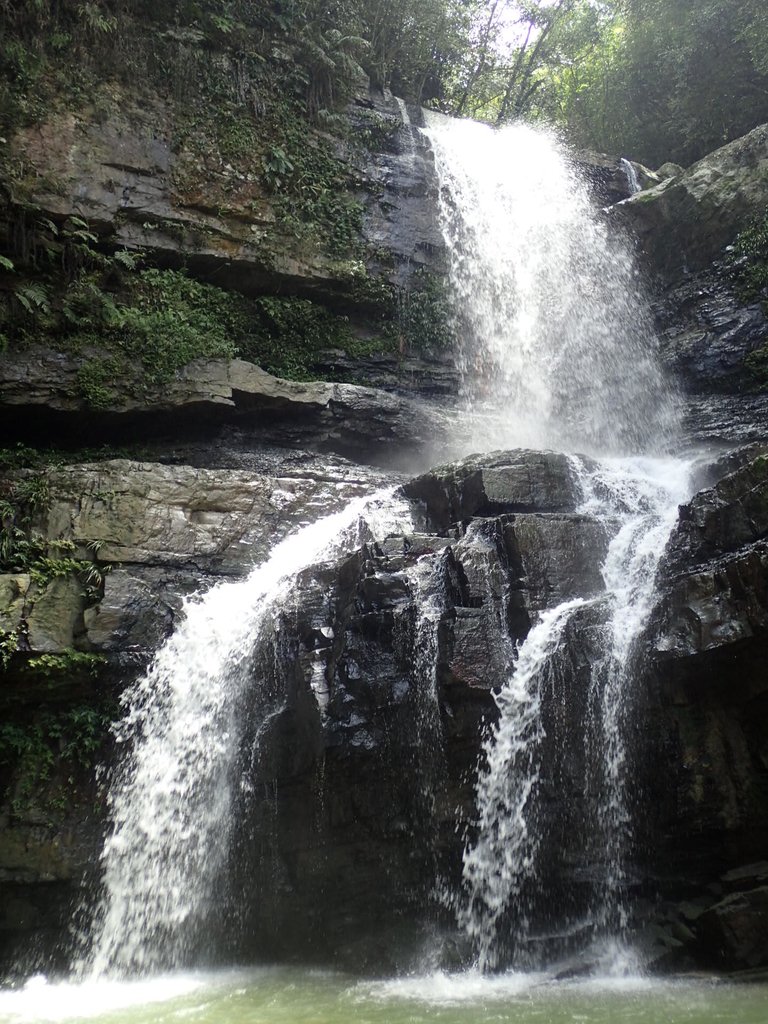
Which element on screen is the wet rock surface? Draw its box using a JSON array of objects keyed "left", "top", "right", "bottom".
[
  {"left": 7, "top": 87, "right": 443, "bottom": 307},
  {"left": 615, "top": 123, "right": 768, "bottom": 280},
  {"left": 0, "top": 353, "right": 451, "bottom": 469},
  {"left": 642, "top": 451, "right": 768, "bottom": 971},
  {"left": 4, "top": 445, "right": 768, "bottom": 973},
  {"left": 4, "top": 120, "right": 768, "bottom": 978},
  {"left": 611, "top": 127, "right": 768, "bottom": 450}
]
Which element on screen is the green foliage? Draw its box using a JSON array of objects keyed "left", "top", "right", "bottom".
[
  {"left": 0, "top": 698, "right": 111, "bottom": 817},
  {"left": 392, "top": 273, "right": 455, "bottom": 353},
  {"left": 1, "top": 239, "right": 247, "bottom": 403},
  {"left": 724, "top": 215, "right": 768, "bottom": 385},
  {"left": 0, "top": 443, "right": 150, "bottom": 470},
  {"left": 522, "top": 0, "right": 768, "bottom": 166},
  {"left": 727, "top": 214, "right": 768, "bottom": 304},
  {"left": 0, "top": 474, "right": 51, "bottom": 570},
  {"left": 0, "top": 629, "right": 20, "bottom": 671},
  {"left": 25, "top": 650, "right": 106, "bottom": 679},
  {"left": 239, "top": 296, "right": 360, "bottom": 379},
  {"left": 0, "top": 472, "right": 109, "bottom": 599}
]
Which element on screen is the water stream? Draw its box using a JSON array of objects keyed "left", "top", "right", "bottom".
[
  {"left": 78, "top": 491, "right": 413, "bottom": 979},
  {"left": 423, "top": 115, "right": 692, "bottom": 969}
]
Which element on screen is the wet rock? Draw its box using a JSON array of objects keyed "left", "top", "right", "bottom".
[
  {"left": 653, "top": 545, "right": 768, "bottom": 659},
  {"left": 83, "top": 567, "right": 194, "bottom": 657},
  {"left": 665, "top": 453, "right": 768, "bottom": 570},
  {"left": 657, "top": 272, "right": 768, "bottom": 399},
  {"left": 447, "top": 606, "right": 510, "bottom": 689},
  {"left": 503, "top": 513, "right": 608, "bottom": 614},
  {"left": 614, "top": 123, "right": 768, "bottom": 280},
  {"left": 644, "top": 453, "right": 768, "bottom": 946},
  {"left": 695, "top": 887, "right": 768, "bottom": 969},
  {"left": 6, "top": 459, "right": 374, "bottom": 574},
  {"left": 572, "top": 151, "right": 633, "bottom": 206},
  {"left": 403, "top": 450, "right": 583, "bottom": 533}
]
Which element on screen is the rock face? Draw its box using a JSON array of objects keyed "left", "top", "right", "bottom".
[
  {"left": 2, "top": 441, "right": 768, "bottom": 975},
  {"left": 4, "top": 106, "right": 768, "bottom": 982},
  {"left": 7, "top": 87, "right": 443, "bottom": 306},
  {"left": 613, "top": 125, "right": 768, "bottom": 448},
  {"left": 641, "top": 452, "right": 768, "bottom": 970},
  {"left": 0, "top": 449, "right": 612, "bottom": 972},
  {"left": 615, "top": 123, "right": 768, "bottom": 280},
  {"left": 0, "top": 353, "right": 450, "bottom": 468}
]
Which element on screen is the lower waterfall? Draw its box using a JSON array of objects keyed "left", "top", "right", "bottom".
[
  {"left": 78, "top": 491, "right": 413, "bottom": 979},
  {"left": 459, "top": 456, "right": 693, "bottom": 970}
]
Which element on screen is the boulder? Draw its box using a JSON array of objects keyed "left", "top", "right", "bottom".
[
  {"left": 403, "top": 450, "right": 584, "bottom": 533},
  {"left": 695, "top": 887, "right": 768, "bottom": 970},
  {"left": 614, "top": 123, "right": 768, "bottom": 279}
]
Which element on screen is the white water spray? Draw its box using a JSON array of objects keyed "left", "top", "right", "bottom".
[
  {"left": 424, "top": 114, "right": 678, "bottom": 457},
  {"left": 81, "top": 490, "right": 413, "bottom": 978}
]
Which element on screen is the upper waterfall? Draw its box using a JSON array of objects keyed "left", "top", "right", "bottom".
[{"left": 424, "top": 113, "right": 679, "bottom": 458}]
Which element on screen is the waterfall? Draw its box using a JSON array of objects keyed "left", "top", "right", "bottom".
[
  {"left": 621, "top": 157, "right": 642, "bottom": 196},
  {"left": 424, "top": 113, "right": 678, "bottom": 457},
  {"left": 79, "top": 490, "right": 413, "bottom": 979},
  {"left": 73, "top": 113, "right": 689, "bottom": 983},
  {"left": 423, "top": 115, "right": 692, "bottom": 969}
]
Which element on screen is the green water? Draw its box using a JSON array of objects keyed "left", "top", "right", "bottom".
[{"left": 1, "top": 968, "right": 766, "bottom": 1024}]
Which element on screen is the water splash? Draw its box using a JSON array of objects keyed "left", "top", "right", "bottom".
[
  {"left": 459, "top": 598, "right": 586, "bottom": 971},
  {"left": 80, "top": 490, "right": 413, "bottom": 979},
  {"left": 423, "top": 114, "right": 678, "bottom": 457},
  {"left": 458, "top": 456, "right": 693, "bottom": 969}
]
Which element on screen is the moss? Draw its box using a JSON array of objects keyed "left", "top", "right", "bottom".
[
  {"left": 390, "top": 272, "right": 455, "bottom": 353},
  {"left": 744, "top": 345, "right": 768, "bottom": 386},
  {"left": 726, "top": 214, "right": 768, "bottom": 304},
  {"left": 0, "top": 474, "right": 109, "bottom": 602},
  {"left": 0, "top": 698, "right": 112, "bottom": 818},
  {"left": 239, "top": 295, "right": 390, "bottom": 380},
  {"left": 0, "top": 443, "right": 151, "bottom": 470},
  {"left": 2, "top": 258, "right": 247, "bottom": 404}
]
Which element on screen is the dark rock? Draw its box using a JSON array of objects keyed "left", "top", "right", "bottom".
[
  {"left": 613, "top": 123, "right": 768, "bottom": 281},
  {"left": 695, "top": 887, "right": 768, "bottom": 969},
  {"left": 0, "top": 353, "right": 451, "bottom": 469},
  {"left": 653, "top": 544, "right": 768, "bottom": 659},
  {"left": 572, "top": 151, "right": 633, "bottom": 206},
  {"left": 403, "top": 450, "right": 584, "bottom": 533},
  {"left": 665, "top": 454, "right": 768, "bottom": 570},
  {"left": 503, "top": 514, "right": 608, "bottom": 614},
  {"left": 657, "top": 271, "right": 768, "bottom": 400}
]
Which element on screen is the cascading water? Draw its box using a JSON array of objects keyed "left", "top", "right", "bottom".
[
  {"left": 621, "top": 157, "right": 642, "bottom": 196},
  {"left": 67, "top": 113, "right": 690, "bottom": 988},
  {"left": 423, "top": 115, "right": 692, "bottom": 970},
  {"left": 78, "top": 490, "right": 413, "bottom": 979},
  {"left": 424, "top": 113, "right": 677, "bottom": 458}
]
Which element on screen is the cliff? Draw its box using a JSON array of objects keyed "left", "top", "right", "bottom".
[{"left": 1, "top": 7, "right": 768, "bottom": 979}]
